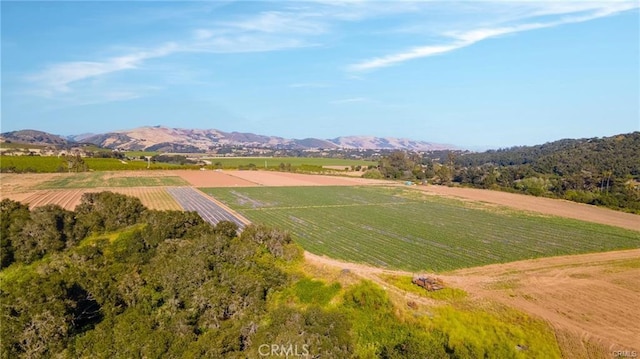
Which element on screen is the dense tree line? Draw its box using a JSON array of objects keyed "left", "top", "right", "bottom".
[{"left": 376, "top": 133, "right": 640, "bottom": 213}]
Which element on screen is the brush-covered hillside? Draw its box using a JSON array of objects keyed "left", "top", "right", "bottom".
[
  {"left": 0, "top": 193, "right": 562, "bottom": 358},
  {"left": 452, "top": 132, "right": 640, "bottom": 212},
  {"left": 377, "top": 132, "right": 640, "bottom": 213}
]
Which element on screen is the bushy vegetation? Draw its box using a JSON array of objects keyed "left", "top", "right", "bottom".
[
  {"left": 203, "top": 186, "right": 640, "bottom": 271},
  {"left": 377, "top": 132, "right": 640, "bottom": 212},
  {"left": 1, "top": 193, "right": 563, "bottom": 358}
]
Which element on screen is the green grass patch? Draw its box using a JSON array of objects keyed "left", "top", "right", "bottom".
[
  {"left": 610, "top": 257, "right": 640, "bottom": 269},
  {"left": 431, "top": 304, "right": 562, "bottom": 358},
  {"left": 339, "top": 280, "right": 561, "bottom": 358},
  {"left": 488, "top": 278, "right": 522, "bottom": 290},
  {"left": 293, "top": 278, "right": 341, "bottom": 306},
  {"left": 202, "top": 186, "right": 640, "bottom": 272},
  {"left": 0, "top": 143, "right": 47, "bottom": 149}
]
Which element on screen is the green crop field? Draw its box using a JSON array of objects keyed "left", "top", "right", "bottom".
[
  {"left": 1, "top": 155, "right": 72, "bottom": 172},
  {"left": 35, "top": 172, "right": 188, "bottom": 189},
  {"left": 1, "top": 155, "right": 372, "bottom": 173},
  {"left": 205, "top": 157, "right": 374, "bottom": 169},
  {"left": 201, "top": 186, "right": 640, "bottom": 272},
  {"left": 0, "top": 156, "right": 201, "bottom": 172}
]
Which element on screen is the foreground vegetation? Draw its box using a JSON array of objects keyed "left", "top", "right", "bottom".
[
  {"left": 203, "top": 186, "right": 640, "bottom": 271},
  {"left": 1, "top": 194, "right": 563, "bottom": 358}
]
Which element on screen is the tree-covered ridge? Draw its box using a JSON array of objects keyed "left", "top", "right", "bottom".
[
  {"left": 457, "top": 132, "right": 639, "bottom": 178},
  {"left": 1, "top": 194, "right": 562, "bottom": 358},
  {"left": 377, "top": 132, "right": 640, "bottom": 213}
]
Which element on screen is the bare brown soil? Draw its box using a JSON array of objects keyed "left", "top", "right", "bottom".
[
  {"left": 1, "top": 173, "right": 59, "bottom": 193},
  {"left": 174, "top": 170, "right": 257, "bottom": 187},
  {"left": 415, "top": 185, "right": 640, "bottom": 231},
  {"left": 225, "top": 170, "right": 393, "bottom": 186},
  {"left": 0, "top": 171, "right": 185, "bottom": 193},
  {"left": 305, "top": 249, "right": 640, "bottom": 355},
  {"left": 1, "top": 187, "right": 182, "bottom": 211}
]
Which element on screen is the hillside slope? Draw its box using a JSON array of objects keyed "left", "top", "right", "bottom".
[{"left": 77, "top": 126, "right": 450, "bottom": 151}]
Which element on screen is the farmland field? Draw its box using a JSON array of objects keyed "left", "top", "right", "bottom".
[
  {"left": 202, "top": 186, "right": 640, "bottom": 271},
  {"left": 0, "top": 156, "right": 201, "bottom": 172},
  {"left": 7, "top": 187, "right": 182, "bottom": 211},
  {"left": 0, "top": 155, "right": 373, "bottom": 173},
  {"left": 167, "top": 187, "right": 249, "bottom": 227},
  {"left": 35, "top": 172, "right": 188, "bottom": 189},
  {"left": 205, "top": 156, "right": 374, "bottom": 168}
]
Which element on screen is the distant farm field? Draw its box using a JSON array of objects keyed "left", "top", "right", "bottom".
[
  {"left": 0, "top": 156, "right": 199, "bottom": 172},
  {"left": 0, "top": 155, "right": 372, "bottom": 172},
  {"left": 11, "top": 187, "right": 182, "bottom": 211},
  {"left": 202, "top": 186, "right": 640, "bottom": 271},
  {"left": 35, "top": 172, "right": 188, "bottom": 189},
  {"left": 205, "top": 156, "right": 374, "bottom": 168}
]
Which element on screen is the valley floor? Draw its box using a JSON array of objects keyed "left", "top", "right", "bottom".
[{"left": 3, "top": 170, "right": 639, "bottom": 356}]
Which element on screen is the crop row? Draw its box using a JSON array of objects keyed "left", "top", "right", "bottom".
[
  {"left": 203, "top": 186, "right": 640, "bottom": 272},
  {"left": 21, "top": 189, "right": 87, "bottom": 210},
  {"left": 167, "top": 187, "right": 247, "bottom": 228},
  {"left": 15, "top": 188, "right": 183, "bottom": 211},
  {"left": 0, "top": 156, "right": 201, "bottom": 173},
  {"left": 35, "top": 173, "right": 188, "bottom": 189},
  {"left": 1, "top": 156, "right": 374, "bottom": 173}
]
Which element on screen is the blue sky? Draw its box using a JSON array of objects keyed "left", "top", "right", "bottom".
[{"left": 2, "top": 1, "right": 639, "bottom": 149}]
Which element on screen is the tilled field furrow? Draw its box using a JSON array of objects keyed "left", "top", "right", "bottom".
[{"left": 166, "top": 187, "right": 247, "bottom": 228}]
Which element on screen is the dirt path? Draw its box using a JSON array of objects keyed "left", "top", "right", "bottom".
[
  {"left": 414, "top": 185, "right": 640, "bottom": 231},
  {"left": 304, "top": 251, "right": 439, "bottom": 306},
  {"left": 305, "top": 249, "right": 640, "bottom": 353}
]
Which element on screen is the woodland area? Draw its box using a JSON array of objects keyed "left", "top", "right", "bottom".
[
  {"left": 0, "top": 193, "right": 561, "bottom": 358},
  {"left": 377, "top": 132, "right": 640, "bottom": 213}
]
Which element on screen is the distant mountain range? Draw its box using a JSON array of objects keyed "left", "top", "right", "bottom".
[{"left": 1, "top": 126, "right": 455, "bottom": 152}]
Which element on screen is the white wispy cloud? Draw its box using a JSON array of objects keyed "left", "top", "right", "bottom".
[
  {"left": 24, "top": 1, "right": 638, "bottom": 102},
  {"left": 27, "top": 43, "right": 179, "bottom": 96},
  {"left": 218, "top": 11, "right": 328, "bottom": 35},
  {"left": 330, "top": 97, "right": 367, "bottom": 104},
  {"left": 349, "top": 2, "right": 639, "bottom": 72},
  {"left": 26, "top": 4, "right": 331, "bottom": 100}
]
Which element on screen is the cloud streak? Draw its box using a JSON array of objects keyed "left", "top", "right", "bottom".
[
  {"left": 27, "top": 43, "right": 179, "bottom": 96},
  {"left": 23, "top": 1, "right": 639, "bottom": 101},
  {"left": 348, "top": 2, "right": 638, "bottom": 72},
  {"left": 26, "top": 8, "right": 323, "bottom": 99}
]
